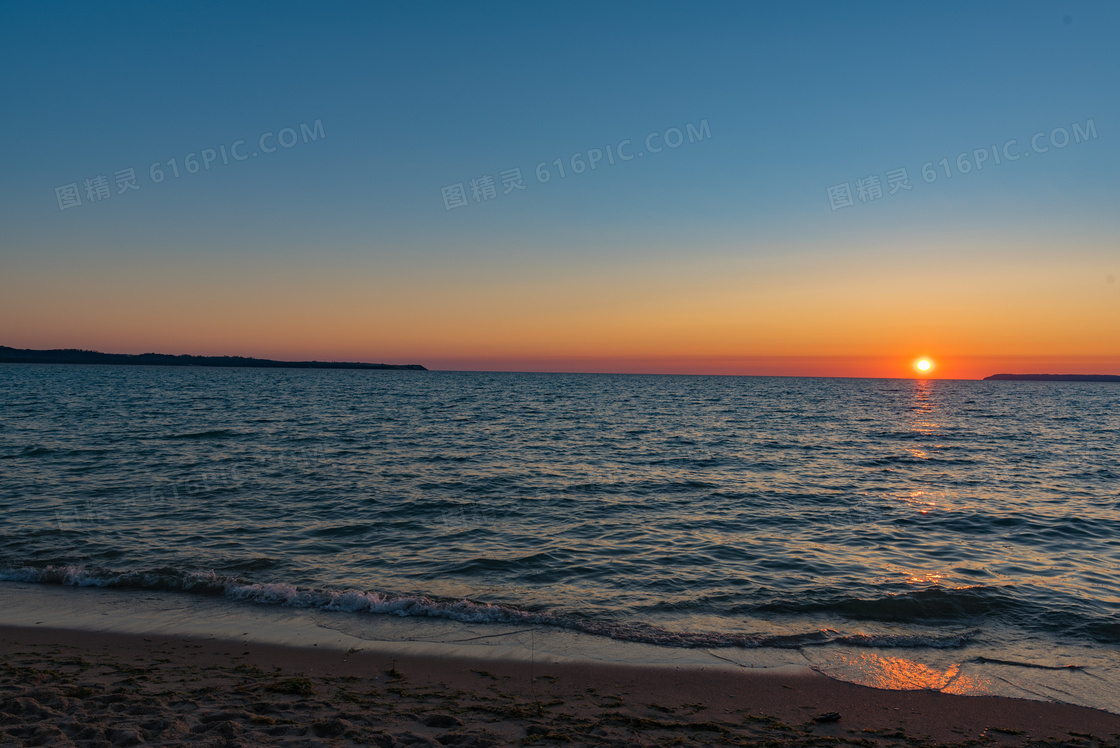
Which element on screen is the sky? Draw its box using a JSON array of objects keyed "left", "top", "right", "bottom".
[{"left": 1, "top": 0, "right": 1117, "bottom": 379}]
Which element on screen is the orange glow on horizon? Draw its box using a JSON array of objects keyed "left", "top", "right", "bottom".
[{"left": 3, "top": 239, "right": 1118, "bottom": 380}]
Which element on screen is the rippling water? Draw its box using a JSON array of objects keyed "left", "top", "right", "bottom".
[{"left": 1, "top": 365, "right": 1118, "bottom": 702}]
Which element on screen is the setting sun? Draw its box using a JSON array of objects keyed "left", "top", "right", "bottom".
[{"left": 915, "top": 358, "right": 933, "bottom": 373}]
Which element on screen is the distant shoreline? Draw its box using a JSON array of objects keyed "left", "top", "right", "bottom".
[
  {"left": 0, "top": 346, "right": 426, "bottom": 371},
  {"left": 984, "top": 373, "right": 1120, "bottom": 382}
]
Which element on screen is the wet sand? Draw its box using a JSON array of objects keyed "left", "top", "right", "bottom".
[{"left": 2, "top": 624, "right": 1118, "bottom": 747}]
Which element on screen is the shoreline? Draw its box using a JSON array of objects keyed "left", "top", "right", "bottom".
[
  {"left": 2, "top": 581, "right": 1119, "bottom": 717},
  {"left": 1, "top": 583, "right": 1119, "bottom": 746},
  {"left": 2, "top": 624, "right": 1119, "bottom": 747}
]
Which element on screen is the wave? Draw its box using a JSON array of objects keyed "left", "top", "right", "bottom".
[
  {"left": 0, "top": 564, "right": 976, "bottom": 651},
  {"left": 165, "top": 429, "right": 246, "bottom": 440},
  {"left": 967, "top": 656, "right": 1084, "bottom": 670},
  {"left": 1, "top": 446, "right": 55, "bottom": 458},
  {"left": 755, "top": 585, "right": 1021, "bottom": 622}
]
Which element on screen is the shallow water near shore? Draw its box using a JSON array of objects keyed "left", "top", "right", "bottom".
[{"left": 1, "top": 364, "right": 1118, "bottom": 711}]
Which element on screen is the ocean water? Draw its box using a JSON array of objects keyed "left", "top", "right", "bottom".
[{"left": 1, "top": 365, "right": 1118, "bottom": 709}]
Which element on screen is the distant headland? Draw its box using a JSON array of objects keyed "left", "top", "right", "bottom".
[
  {"left": 0, "top": 346, "right": 426, "bottom": 371},
  {"left": 984, "top": 373, "right": 1120, "bottom": 382}
]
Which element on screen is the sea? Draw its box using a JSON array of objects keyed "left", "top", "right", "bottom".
[{"left": 1, "top": 364, "right": 1118, "bottom": 712}]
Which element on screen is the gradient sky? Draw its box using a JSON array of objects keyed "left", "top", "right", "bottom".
[{"left": 1, "top": 0, "right": 1117, "bottom": 378}]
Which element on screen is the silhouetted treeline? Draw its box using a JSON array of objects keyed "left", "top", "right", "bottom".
[
  {"left": 0, "top": 346, "right": 426, "bottom": 371},
  {"left": 985, "top": 373, "right": 1120, "bottom": 382}
]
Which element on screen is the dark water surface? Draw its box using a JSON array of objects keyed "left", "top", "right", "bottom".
[{"left": 1, "top": 365, "right": 1118, "bottom": 704}]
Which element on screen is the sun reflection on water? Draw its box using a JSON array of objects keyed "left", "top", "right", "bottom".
[{"left": 817, "top": 651, "right": 991, "bottom": 694}]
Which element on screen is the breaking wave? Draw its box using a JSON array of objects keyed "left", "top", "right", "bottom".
[{"left": 0, "top": 564, "right": 978, "bottom": 650}]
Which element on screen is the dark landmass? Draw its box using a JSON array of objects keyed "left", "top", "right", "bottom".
[
  {"left": 985, "top": 373, "right": 1120, "bottom": 382},
  {"left": 0, "top": 346, "right": 426, "bottom": 371}
]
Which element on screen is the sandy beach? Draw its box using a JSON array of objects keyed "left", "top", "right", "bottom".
[{"left": 2, "top": 624, "right": 1118, "bottom": 748}]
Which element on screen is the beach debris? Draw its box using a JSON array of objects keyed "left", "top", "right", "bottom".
[{"left": 813, "top": 711, "right": 842, "bottom": 722}]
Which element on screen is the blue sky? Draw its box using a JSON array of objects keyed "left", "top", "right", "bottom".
[{"left": 1, "top": 1, "right": 1117, "bottom": 375}]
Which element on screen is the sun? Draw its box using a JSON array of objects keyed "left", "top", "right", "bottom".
[{"left": 915, "top": 358, "right": 933, "bottom": 373}]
